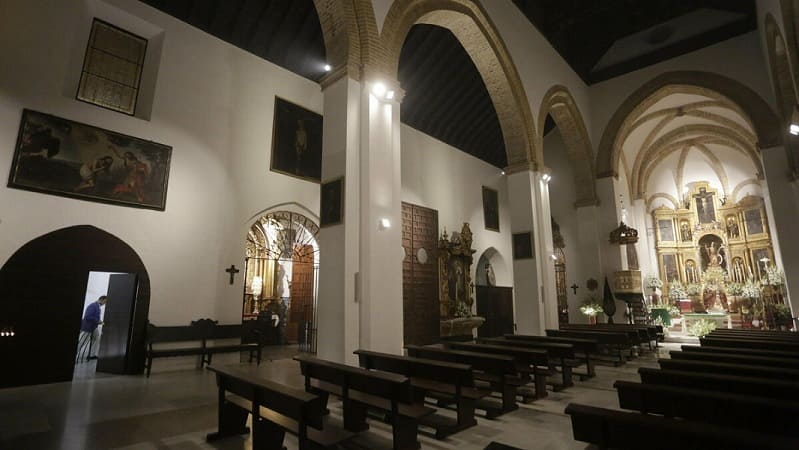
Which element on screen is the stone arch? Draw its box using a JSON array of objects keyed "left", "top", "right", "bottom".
[
  {"left": 538, "top": 85, "right": 597, "bottom": 205},
  {"left": 780, "top": 0, "right": 799, "bottom": 90},
  {"left": 765, "top": 13, "right": 799, "bottom": 174},
  {"left": 381, "top": 0, "right": 538, "bottom": 169},
  {"left": 313, "top": 0, "right": 376, "bottom": 83},
  {"left": 475, "top": 246, "right": 509, "bottom": 287},
  {"left": 596, "top": 71, "right": 782, "bottom": 178},
  {"left": 0, "top": 225, "right": 151, "bottom": 388},
  {"left": 646, "top": 193, "right": 680, "bottom": 212}
]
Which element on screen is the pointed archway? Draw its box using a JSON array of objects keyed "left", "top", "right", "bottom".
[{"left": 0, "top": 225, "right": 150, "bottom": 388}]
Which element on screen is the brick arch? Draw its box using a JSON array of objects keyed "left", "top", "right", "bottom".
[
  {"left": 596, "top": 71, "right": 781, "bottom": 179},
  {"left": 538, "top": 85, "right": 597, "bottom": 205},
  {"left": 380, "top": 0, "right": 538, "bottom": 169},
  {"left": 765, "top": 14, "right": 799, "bottom": 175},
  {"left": 313, "top": 0, "right": 377, "bottom": 82}
]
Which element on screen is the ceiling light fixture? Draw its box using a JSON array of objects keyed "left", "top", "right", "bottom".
[
  {"left": 372, "top": 82, "right": 387, "bottom": 98},
  {"left": 323, "top": 64, "right": 332, "bottom": 72},
  {"left": 790, "top": 123, "right": 799, "bottom": 136},
  {"left": 542, "top": 173, "right": 551, "bottom": 183}
]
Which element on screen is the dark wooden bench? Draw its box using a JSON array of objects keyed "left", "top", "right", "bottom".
[
  {"left": 659, "top": 358, "right": 799, "bottom": 381},
  {"left": 669, "top": 349, "right": 799, "bottom": 369},
  {"left": 504, "top": 334, "right": 599, "bottom": 377},
  {"left": 294, "top": 354, "right": 434, "bottom": 450},
  {"left": 205, "top": 364, "right": 353, "bottom": 449},
  {"left": 444, "top": 341, "right": 551, "bottom": 398},
  {"left": 565, "top": 403, "right": 799, "bottom": 450},
  {"left": 354, "top": 349, "right": 488, "bottom": 438},
  {"left": 560, "top": 324, "right": 656, "bottom": 350},
  {"left": 638, "top": 367, "right": 799, "bottom": 400},
  {"left": 709, "top": 329, "right": 799, "bottom": 340},
  {"left": 477, "top": 337, "right": 579, "bottom": 387},
  {"left": 404, "top": 344, "right": 519, "bottom": 418},
  {"left": 614, "top": 380, "right": 799, "bottom": 438},
  {"left": 682, "top": 344, "right": 799, "bottom": 359},
  {"left": 546, "top": 329, "right": 632, "bottom": 364},
  {"left": 144, "top": 319, "right": 262, "bottom": 377},
  {"left": 701, "top": 336, "right": 799, "bottom": 352}
]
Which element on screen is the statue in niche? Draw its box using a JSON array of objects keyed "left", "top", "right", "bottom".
[
  {"left": 680, "top": 221, "right": 692, "bottom": 242},
  {"left": 699, "top": 235, "right": 727, "bottom": 272},
  {"left": 726, "top": 216, "right": 740, "bottom": 239},
  {"left": 484, "top": 262, "right": 496, "bottom": 287},
  {"left": 704, "top": 241, "right": 723, "bottom": 268},
  {"left": 694, "top": 187, "right": 716, "bottom": 224}
]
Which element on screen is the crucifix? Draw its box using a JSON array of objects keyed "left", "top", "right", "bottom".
[
  {"left": 225, "top": 265, "right": 240, "bottom": 285},
  {"left": 570, "top": 284, "right": 579, "bottom": 295}
]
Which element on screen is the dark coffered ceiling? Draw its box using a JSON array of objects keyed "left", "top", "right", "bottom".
[
  {"left": 139, "top": 0, "right": 757, "bottom": 169},
  {"left": 512, "top": 0, "right": 757, "bottom": 84}
]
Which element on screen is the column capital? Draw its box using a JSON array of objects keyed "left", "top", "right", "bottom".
[{"left": 503, "top": 160, "right": 538, "bottom": 175}]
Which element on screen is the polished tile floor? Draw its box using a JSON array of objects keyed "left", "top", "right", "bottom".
[{"left": 0, "top": 343, "right": 678, "bottom": 450}]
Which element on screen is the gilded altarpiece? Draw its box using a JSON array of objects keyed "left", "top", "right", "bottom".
[{"left": 653, "top": 183, "right": 774, "bottom": 294}]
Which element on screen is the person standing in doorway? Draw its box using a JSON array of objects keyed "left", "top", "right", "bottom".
[{"left": 77, "top": 295, "right": 108, "bottom": 361}]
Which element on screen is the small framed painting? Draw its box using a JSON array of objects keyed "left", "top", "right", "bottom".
[
  {"left": 482, "top": 186, "right": 499, "bottom": 231},
  {"left": 320, "top": 177, "right": 344, "bottom": 227},
  {"left": 512, "top": 232, "right": 534, "bottom": 260}
]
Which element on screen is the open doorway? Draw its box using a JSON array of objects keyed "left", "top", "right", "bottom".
[
  {"left": 0, "top": 225, "right": 151, "bottom": 389},
  {"left": 74, "top": 271, "right": 139, "bottom": 380},
  {"left": 243, "top": 211, "right": 319, "bottom": 352}
]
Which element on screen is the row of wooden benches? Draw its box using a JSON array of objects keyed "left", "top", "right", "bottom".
[{"left": 565, "top": 328, "right": 799, "bottom": 449}]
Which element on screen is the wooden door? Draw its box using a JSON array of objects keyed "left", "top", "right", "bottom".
[
  {"left": 476, "top": 286, "right": 514, "bottom": 338},
  {"left": 289, "top": 245, "right": 314, "bottom": 344},
  {"left": 97, "top": 273, "right": 138, "bottom": 374},
  {"left": 402, "top": 202, "right": 439, "bottom": 345}
]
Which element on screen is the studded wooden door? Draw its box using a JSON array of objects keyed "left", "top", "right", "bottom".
[{"left": 402, "top": 202, "right": 440, "bottom": 345}]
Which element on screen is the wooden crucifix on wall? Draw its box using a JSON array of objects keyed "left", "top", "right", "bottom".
[{"left": 225, "top": 265, "right": 240, "bottom": 285}]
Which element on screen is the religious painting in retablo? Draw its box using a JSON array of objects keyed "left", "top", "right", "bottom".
[
  {"left": 270, "top": 97, "right": 323, "bottom": 183},
  {"left": 8, "top": 109, "right": 172, "bottom": 210},
  {"left": 320, "top": 177, "right": 343, "bottom": 227},
  {"left": 512, "top": 232, "right": 534, "bottom": 260},
  {"left": 482, "top": 186, "right": 499, "bottom": 231}
]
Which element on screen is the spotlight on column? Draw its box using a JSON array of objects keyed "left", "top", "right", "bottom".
[
  {"left": 323, "top": 63, "right": 332, "bottom": 72},
  {"left": 386, "top": 90, "right": 395, "bottom": 100},
  {"left": 372, "top": 82, "right": 387, "bottom": 98},
  {"left": 542, "top": 173, "right": 552, "bottom": 183},
  {"left": 550, "top": 253, "right": 558, "bottom": 261},
  {"left": 500, "top": 170, "right": 506, "bottom": 176},
  {"left": 790, "top": 123, "right": 799, "bottom": 136},
  {"left": 379, "top": 218, "right": 391, "bottom": 230}
]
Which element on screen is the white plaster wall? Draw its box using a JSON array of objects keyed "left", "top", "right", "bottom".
[
  {"left": 401, "top": 124, "right": 514, "bottom": 289},
  {"left": 0, "top": 0, "right": 322, "bottom": 325}
]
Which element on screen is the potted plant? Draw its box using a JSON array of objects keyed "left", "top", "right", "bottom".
[
  {"left": 687, "top": 318, "right": 717, "bottom": 337},
  {"left": 668, "top": 280, "right": 688, "bottom": 314},
  {"left": 773, "top": 304, "right": 793, "bottom": 331},
  {"left": 741, "top": 280, "right": 762, "bottom": 328},
  {"left": 645, "top": 274, "right": 663, "bottom": 306},
  {"left": 580, "top": 296, "right": 603, "bottom": 325},
  {"left": 726, "top": 282, "right": 743, "bottom": 313}
]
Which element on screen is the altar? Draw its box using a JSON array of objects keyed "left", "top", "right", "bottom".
[{"left": 682, "top": 312, "right": 731, "bottom": 333}]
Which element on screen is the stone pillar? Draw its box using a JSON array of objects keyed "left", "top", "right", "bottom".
[
  {"left": 507, "top": 169, "right": 558, "bottom": 334},
  {"left": 574, "top": 204, "right": 604, "bottom": 288},
  {"left": 596, "top": 177, "right": 624, "bottom": 275},
  {"left": 317, "top": 75, "right": 404, "bottom": 364},
  {"left": 761, "top": 145, "right": 799, "bottom": 315}
]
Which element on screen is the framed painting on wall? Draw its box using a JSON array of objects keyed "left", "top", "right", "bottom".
[
  {"left": 320, "top": 177, "right": 343, "bottom": 227},
  {"left": 7, "top": 109, "right": 172, "bottom": 210},
  {"left": 482, "top": 186, "right": 499, "bottom": 231},
  {"left": 512, "top": 232, "right": 534, "bottom": 260},
  {"left": 270, "top": 96, "right": 323, "bottom": 183}
]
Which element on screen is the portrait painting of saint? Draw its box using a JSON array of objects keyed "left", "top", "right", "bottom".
[{"left": 270, "top": 97, "right": 323, "bottom": 183}]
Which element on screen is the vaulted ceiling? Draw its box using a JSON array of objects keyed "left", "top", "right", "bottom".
[{"left": 138, "top": 0, "right": 759, "bottom": 170}]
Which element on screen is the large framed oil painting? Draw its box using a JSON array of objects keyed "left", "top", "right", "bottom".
[
  {"left": 482, "top": 186, "right": 499, "bottom": 231},
  {"left": 270, "top": 97, "right": 323, "bottom": 183},
  {"left": 8, "top": 109, "right": 172, "bottom": 210}
]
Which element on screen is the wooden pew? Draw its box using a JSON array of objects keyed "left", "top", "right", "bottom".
[
  {"left": 681, "top": 344, "right": 799, "bottom": 360},
  {"left": 503, "top": 334, "right": 599, "bottom": 377},
  {"left": 614, "top": 380, "right": 799, "bottom": 438},
  {"left": 709, "top": 329, "right": 799, "bottom": 341},
  {"left": 546, "top": 329, "right": 632, "bottom": 364},
  {"left": 294, "top": 355, "right": 434, "bottom": 450},
  {"left": 478, "top": 337, "right": 580, "bottom": 386},
  {"left": 443, "top": 341, "right": 551, "bottom": 398},
  {"left": 205, "top": 365, "right": 354, "bottom": 449},
  {"left": 700, "top": 336, "right": 799, "bottom": 352},
  {"left": 669, "top": 349, "right": 799, "bottom": 370},
  {"left": 404, "top": 345, "right": 519, "bottom": 418},
  {"left": 638, "top": 367, "right": 799, "bottom": 401},
  {"left": 354, "top": 349, "right": 487, "bottom": 438},
  {"left": 658, "top": 358, "right": 799, "bottom": 381},
  {"left": 565, "top": 403, "right": 799, "bottom": 449},
  {"left": 560, "top": 323, "right": 656, "bottom": 350}
]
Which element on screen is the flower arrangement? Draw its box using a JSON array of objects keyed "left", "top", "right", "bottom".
[
  {"left": 741, "top": 280, "right": 762, "bottom": 299},
  {"left": 580, "top": 297, "right": 603, "bottom": 317},
  {"left": 453, "top": 301, "right": 472, "bottom": 318},
  {"left": 702, "top": 267, "right": 727, "bottom": 285},
  {"left": 668, "top": 280, "right": 686, "bottom": 301},
  {"left": 762, "top": 266, "right": 785, "bottom": 286},
  {"left": 645, "top": 274, "right": 663, "bottom": 290},
  {"left": 686, "top": 283, "right": 702, "bottom": 296},
  {"left": 687, "top": 318, "right": 717, "bottom": 337},
  {"left": 726, "top": 282, "right": 743, "bottom": 296},
  {"left": 668, "top": 305, "right": 681, "bottom": 317},
  {"left": 773, "top": 304, "right": 793, "bottom": 325}
]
